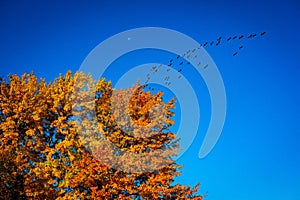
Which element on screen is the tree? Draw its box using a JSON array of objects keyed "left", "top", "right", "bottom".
[
  {"left": 0, "top": 149, "right": 26, "bottom": 199},
  {"left": 0, "top": 71, "right": 202, "bottom": 199}
]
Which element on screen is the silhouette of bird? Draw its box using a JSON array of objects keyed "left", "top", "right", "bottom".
[
  {"left": 179, "top": 62, "right": 183, "bottom": 65},
  {"left": 232, "top": 36, "right": 237, "bottom": 40},
  {"left": 187, "top": 62, "right": 191, "bottom": 65},
  {"left": 260, "top": 31, "right": 266, "bottom": 36},
  {"left": 204, "top": 64, "right": 208, "bottom": 69},
  {"left": 217, "top": 36, "right": 222, "bottom": 41},
  {"left": 216, "top": 41, "right": 220, "bottom": 46},
  {"left": 170, "top": 59, "right": 173, "bottom": 63},
  {"left": 168, "top": 63, "right": 172, "bottom": 67},
  {"left": 197, "top": 62, "right": 201, "bottom": 66},
  {"left": 182, "top": 53, "right": 186, "bottom": 57},
  {"left": 227, "top": 37, "right": 232, "bottom": 41},
  {"left": 247, "top": 34, "right": 253, "bottom": 38},
  {"left": 177, "top": 55, "right": 181, "bottom": 59},
  {"left": 178, "top": 69, "right": 182, "bottom": 72},
  {"left": 187, "top": 50, "right": 191, "bottom": 53},
  {"left": 192, "top": 49, "right": 196, "bottom": 53},
  {"left": 239, "top": 45, "right": 243, "bottom": 50},
  {"left": 252, "top": 33, "right": 257, "bottom": 37},
  {"left": 239, "top": 35, "right": 244, "bottom": 39},
  {"left": 210, "top": 41, "right": 214, "bottom": 45},
  {"left": 194, "top": 55, "right": 197, "bottom": 59},
  {"left": 233, "top": 52, "right": 238, "bottom": 56},
  {"left": 178, "top": 75, "right": 182, "bottom": 79},
  {"left": 203, "top": 42, "right": 208, "bottom": 46},
  {"left": 167, "top": 68, "right": 171, "bottom": 72},
  {"left": 198, "top": 44, "right": 202, "bottom": 49}
]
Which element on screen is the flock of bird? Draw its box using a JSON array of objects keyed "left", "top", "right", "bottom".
[{"left": 140, "top": 31, "right": 266, "bottom": 90}]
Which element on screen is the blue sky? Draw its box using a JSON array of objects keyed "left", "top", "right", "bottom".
[{"left": 0, "top": 0, "right": 299, "bottom": 199}]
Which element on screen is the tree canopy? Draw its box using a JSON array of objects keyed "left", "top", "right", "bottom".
[{"left": 0, "top": 71, "right": 202, "bottom": 199}]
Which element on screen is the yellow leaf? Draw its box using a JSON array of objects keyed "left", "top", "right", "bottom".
[
  {"left": 32, "top": 114, "right": 40, "bottom": 121},
  {"left": 26, "top": 129, "right": 35, "bottom": 136}
]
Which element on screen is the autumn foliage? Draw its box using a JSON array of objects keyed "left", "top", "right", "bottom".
[{"left": 0, "top": 71, "right": 202, "bottom": 199}]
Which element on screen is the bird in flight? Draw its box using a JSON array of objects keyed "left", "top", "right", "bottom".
[
  {"left": 143, "top": 31, "right": 267, "bottom": 86},
  {"left": 260, "top": 31, "right": 266, "bottom": 36}
]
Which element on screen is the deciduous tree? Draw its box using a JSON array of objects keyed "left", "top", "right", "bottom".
[{"left": 0, "top": 72, "right": 202, "bottom": 199}]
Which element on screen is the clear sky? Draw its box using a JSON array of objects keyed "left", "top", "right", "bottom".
[{"left": 0, "top": 0, "right": 299, "bottom": 199}]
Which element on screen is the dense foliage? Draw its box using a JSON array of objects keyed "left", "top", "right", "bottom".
[{"left": 0, "top": 71, "right": 202, "bottom": 199}]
